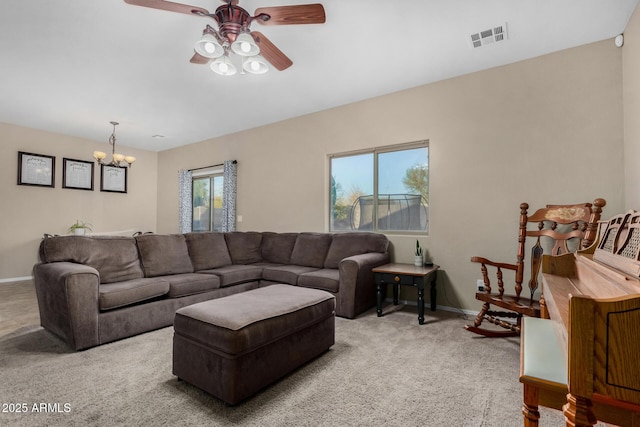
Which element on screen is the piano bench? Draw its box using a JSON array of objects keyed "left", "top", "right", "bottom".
[{"left": 519, "top": 317, "right": 568, "bottom": 426}]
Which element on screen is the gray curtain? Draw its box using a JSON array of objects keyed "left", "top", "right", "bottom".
[
  {"left": 178, "top": 169, "right": 193, "bottom": 233},
  {"left": 221, "top": 160, "right": 237, "bottom": 232}
]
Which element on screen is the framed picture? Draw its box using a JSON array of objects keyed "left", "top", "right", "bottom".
[
  {"left": 100, "top": 164, "right": 127, "bottom": 193},
  {"left": 63, "top": 158, "right": 94, "bottom": 191},
  {"left": 17, "top": 151, "right": 55, "bottom": 187}
]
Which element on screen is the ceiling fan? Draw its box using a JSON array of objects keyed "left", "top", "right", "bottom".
[{"left": 124, "top": 0, "right": 326, "bottom": 75}]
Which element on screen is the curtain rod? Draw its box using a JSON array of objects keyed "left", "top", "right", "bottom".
[{"left": 189, "top": 160, "right": 237, "bottom": 172}]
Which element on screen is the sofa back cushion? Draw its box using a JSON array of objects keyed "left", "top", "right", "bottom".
[
  {"left": 261, "top": 232, "right": 298, "bottom": 264},
  {"left": 135, "top": 234, "right": 193, "bottom": 277},
  {"left": 224, "top": 232, "right": 263, "bottom": 264},
  {"left": 39, "top": 235, "right": 143, "bottom": 284},
  {"left": 324, "top": 232, "right": 389, "bottom": 268},
  {"left": 289, "top": 233, "right": 332, "bottom": 268},
  {"left": 185, "top": 232, "right": 232, "bottom": 271}
]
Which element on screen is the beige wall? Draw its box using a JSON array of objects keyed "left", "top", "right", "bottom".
[
  {"left": 157, "top": 39, "right": 625, "bottom": 312},
  {"left": 624, "top": 6, "right": 640, "bottom": 209},
  {"left": 0, "top": 123, "right": 158, "bottom": 279},
  {"left": 3, "top": 27, "right": 633, "bottom": 313}
]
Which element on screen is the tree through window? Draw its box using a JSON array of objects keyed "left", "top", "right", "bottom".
[
  {"left": 192, "top": 173, "right": 224, "bottom": 232},
  {"left": 330, "top": 142, "right": 429, "bottom": 233}
]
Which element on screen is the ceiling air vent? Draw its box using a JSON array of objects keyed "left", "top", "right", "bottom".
[{"left": 469, "top": 23, "right": 508, "bottom": 48}]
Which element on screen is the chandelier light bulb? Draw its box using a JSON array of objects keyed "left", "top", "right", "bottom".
[
  {"left": 219, "top": 62, "right": 229, "bottom": 73},
  {"left": 241, "top": 41, "right": 251, "bottom": 53},
  {"left": 251, "top": 61, "right": 260, "bottom": 72}
]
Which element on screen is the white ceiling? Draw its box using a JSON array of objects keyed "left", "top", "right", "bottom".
[{"left": 0, "top": 0, "right": 638, "bottom": 152}]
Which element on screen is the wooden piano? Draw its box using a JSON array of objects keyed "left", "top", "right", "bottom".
[{"left": 520, "top": 211, "right": 640, "bottom": 426}]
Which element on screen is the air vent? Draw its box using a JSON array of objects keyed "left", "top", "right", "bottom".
[{"left": 469, "top": 23, "right": 508, "bottom": 48}]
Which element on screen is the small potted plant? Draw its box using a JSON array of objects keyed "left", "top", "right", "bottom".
[
  {"left": 67, "top": 220, "right": 92, "bottom": 236},
  {"left": 414, "top": 240, "right": 424, "bottom": 267}
]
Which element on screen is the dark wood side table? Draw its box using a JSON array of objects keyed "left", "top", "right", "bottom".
[{"left": 373, "top": 263, "right": 440, "bottom": 325}]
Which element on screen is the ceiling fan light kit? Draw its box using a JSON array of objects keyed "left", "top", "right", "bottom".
[{"left": 124, "top": 0, "right": 326, "bottom": 76}]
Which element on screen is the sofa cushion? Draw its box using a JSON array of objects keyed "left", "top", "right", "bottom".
[
  {"left": 261, "top": 232, "right": 298, "bottom": 264},
  {"left": 185, "top": 232, "right": 232, "bottom": 271},
  {"left": 163, "top": 273, "right": 221, "bottom": 298},
  {"left": 224, "top": 232, "right": 263, "bottom": 264},
  {"left": 99, "top": 278, "right": 170, "bottom": 311},
  {"left": 324, "top": 232, "right": 389, "bottom": 269},
  {"left": 290, "top": 233, "right": 332, "bottom": 268},
  {"left": 262, "top": 264, "right": 319, "bottom": 285},
  {"left": 298, "top": 269, "right": 340, "bottom": 293},
  {"left": 39, "top": 235, "right": 143, "bottom": 284},
  {"left": 136, "top": 234, "right": 194, "bottom": 277},
  {"left": 198, "top": 265, "right": 263, "bottom": 287}
]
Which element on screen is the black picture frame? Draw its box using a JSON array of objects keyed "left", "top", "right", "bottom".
[
  {"left": 17, "top": 151, "right": 55, "bottom": 187},
  {"left": 100, "top": 164, "right": 127, "bottom": 193},
  {"left": 63, "top": 158, "right": 94, "bottom": 191}
]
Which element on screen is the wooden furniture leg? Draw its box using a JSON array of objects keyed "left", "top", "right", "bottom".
[
  {"left": 523, "top": 383, "right": 541, "bottom": 427},
  {"left": 563, "top": 393, "right": 597, "bottom": 427}
]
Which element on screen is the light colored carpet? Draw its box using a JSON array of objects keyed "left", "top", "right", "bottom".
[{"left": 0, "top": 306, "right": 567, "bottom": 426}]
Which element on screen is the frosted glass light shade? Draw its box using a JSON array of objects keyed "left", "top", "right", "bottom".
[
  {"left": 243, "top": 55, "right": 268, "bottom": 74},
  {"left": 124, "top": 156, "right": 136, "bottom": 165},
  {"left": 195, "top": 33, "right": 224, "bottom": 59},
  {"left": 210, "top": 56, "right": 237, "bottom": 76},
  {"left": 231, "top": 32, "right": 259, "bottom": 57},
  {"left": 93, "top": 151, "right": 107, "bottom": 161},
  {"left": 113, "top": 153, "right": 125, "bottom": 163}
]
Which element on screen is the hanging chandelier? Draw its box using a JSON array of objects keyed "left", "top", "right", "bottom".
[{"left": 93, "top": 121, "right": 136, "bottom": 167}]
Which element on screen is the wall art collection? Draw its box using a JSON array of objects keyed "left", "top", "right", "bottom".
[{"left": 17, "top": 151, "right": 127, "bottom": 193}]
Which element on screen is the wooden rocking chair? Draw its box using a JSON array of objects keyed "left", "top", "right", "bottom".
[{"left": 464, "top": 198, "right": 606, "bottom": 337}]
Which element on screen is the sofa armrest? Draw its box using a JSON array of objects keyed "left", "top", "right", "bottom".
[
  {"left": 33, "top": 262, "right": 100, "bottom": 350},
  {"left": 338, "top": 252, "right": 390, "bottom": 318}
]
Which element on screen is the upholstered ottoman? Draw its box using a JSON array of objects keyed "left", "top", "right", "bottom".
[{"left": 172, "top": 284, "right": 335, "bottom": 405}]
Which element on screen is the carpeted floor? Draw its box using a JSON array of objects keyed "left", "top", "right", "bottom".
[{"left": 0, "top": 306, "right": 568, "bottom": 426}]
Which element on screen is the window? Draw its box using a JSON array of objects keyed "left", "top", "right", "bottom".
[
  {"left": 192, "top": 173, "right": 224, "bottom": 232},
  {"left": 330, "top": 141, "right": 429, "bottom": 233}
]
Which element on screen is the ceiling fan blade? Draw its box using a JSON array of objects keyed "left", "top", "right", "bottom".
[
  {"left": 189, "top": 52, "right": 209, "bottom": 64},
  {"left": 251, "top": 32, "right": 293, "bottom": 71},
  {"left": 124, "top": 0, "right": 209, "bottom": 16},
  {"left": 254, "top": 4, "right": 326, "bottom": 26}
]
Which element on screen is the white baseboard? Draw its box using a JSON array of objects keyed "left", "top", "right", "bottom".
[
  {"left": 388, "top": 298, "right": 477, "bottom": 317},
  {"left": 0, "top": 276, "right": 33, "bottom": 284}
]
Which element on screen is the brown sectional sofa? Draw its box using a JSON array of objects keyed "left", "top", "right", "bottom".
[{"left": 34, "top": 231, "right": 390, "bottom": 350}]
